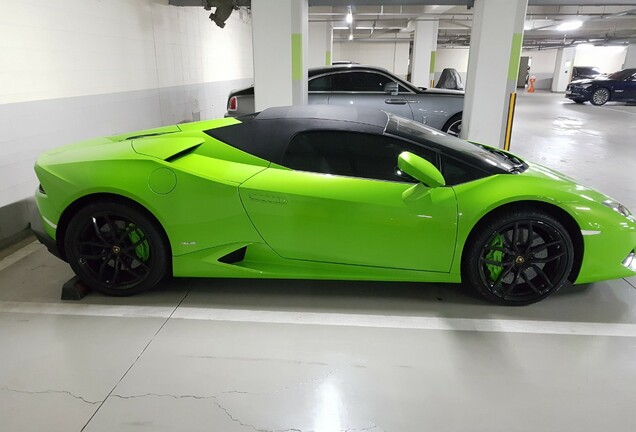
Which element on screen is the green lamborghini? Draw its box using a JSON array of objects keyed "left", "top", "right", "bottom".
[{"left": 32, "top": 105, "right": 636, "bottom": 305}]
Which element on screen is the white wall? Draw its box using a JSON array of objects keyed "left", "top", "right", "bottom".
[
  {"left": 435, "top": 48, "right": 470, "bottom": 73},
  {"left": 522, "top": 49, "right": 558, "bottom": 89},
  {"left": 0, "top": 0, "right": 253, "bottom": 212},
  {"left": 434, "top": 48, "right": 469, "bottom": 85},
  {"left": 333, "top": 41, "right": 410, "bottom": 79},
  {"left": 574, "top": 46, "right": 628, "bottom": 73}
]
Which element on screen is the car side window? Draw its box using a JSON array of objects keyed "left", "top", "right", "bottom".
[
  {"left": 283, "top": 131, "right": 437, "bottom": 183},
  {"left": 331, "top": 72, "right": 393, "bottom": 92},
  {"left": 440, "top": 156, "right": 487, "bottom": 185},
  {"left": 308, "top": 75, "right": 332, "bottom": 92}
]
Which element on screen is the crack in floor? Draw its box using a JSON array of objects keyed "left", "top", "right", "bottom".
[{"left": 0, "top": 385, "right": 102, "bottom": 405}]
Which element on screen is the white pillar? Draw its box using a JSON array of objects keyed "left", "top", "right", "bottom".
[
  {"left": 411, "top": 20, "right": 438, "bottom": 88},
  {"left": 461, "top": 0, "right": 527, "bottom": 148},
  {"left": 308, "top": 22, "right": 333, "bottom": 67},
  {"left": 551, "top": 47, "right": 576, "bottom": 93},
  {"left": 252, "top": 0, "right": 308, "bottom": 111},
  {"left": 624, "top": 43, "right": 636, "bottom": 68}
]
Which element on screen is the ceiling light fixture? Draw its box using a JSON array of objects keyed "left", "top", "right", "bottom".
[
  {"left": 346, "top": 9, "right": 353, "bottom": 24},
  {"left": 556, "top": 20, "right": 583, "bottom": 31},
  {"left": 348, "top": 33, "right": 354, "bottom": 40}
]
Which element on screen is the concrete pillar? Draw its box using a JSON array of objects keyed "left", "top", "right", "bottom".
[
  {"left": 623, "top": 43, "right": 636, "bottom": 68},
  {"left": 411, "top": 20, "right": 438, "bottom": 88},
  {"left": 252, "top": 0, "right": 308, "bottom": 111},
  {"left": 551, "top": 47, "right": 576, "bottom": 92},
  {"left": 461, "top": 0, "right": 527, "bottom": 148},
  {"left": 309, "top": 22, "right": 333, "bottom": 68}
]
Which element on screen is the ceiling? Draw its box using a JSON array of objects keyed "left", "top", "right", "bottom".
[{"left": 311, "top": 4, "right": 636, "bottom": 49}]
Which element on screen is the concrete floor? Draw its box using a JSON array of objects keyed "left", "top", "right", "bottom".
[{"left": 1, "top": 92, "right": 636, "bottom": 432}]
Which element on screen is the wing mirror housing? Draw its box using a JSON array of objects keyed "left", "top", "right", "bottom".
[
  {"left": 398, "top": 152, "right": 446, "bottom": 188},
  {"left": 383, "top": 82, "right": 399, "bottom": 95}
]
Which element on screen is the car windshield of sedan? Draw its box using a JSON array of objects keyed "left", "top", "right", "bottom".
[
  {"left": 386, "top": 114, "right": 526, "bottom": 173},
  {"left": 606, "top": 70, "right": 634, "bottom": 81}
]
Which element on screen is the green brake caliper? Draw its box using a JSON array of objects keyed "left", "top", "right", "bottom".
[
  {"left": 485, "top": 234, "right": 504, "bottom": 282},
  {"left": 127, "top": 225, "right": 150, "bottom": 261}
]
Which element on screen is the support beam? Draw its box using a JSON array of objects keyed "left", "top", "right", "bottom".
[
  {"left": 411, "top": 20, "right": 438, "bottom": 88},
  {"left": 624, "top": 43, "right": 636, "bottom": 68},
  {"left": 461, "top": 0, "right": 528, "bottom": 149},
  {"left": 551, "top": 47, "right": 576, "bottom": 93},
  {"left": 252, "top": 0, "right": 308, "bottom": 111},
  {"left": 309, "top": 21, "right": 333, "bottom": 67}
]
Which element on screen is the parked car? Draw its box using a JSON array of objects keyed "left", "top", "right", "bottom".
[
  {"left": 572, "top": 66, "right": 604, "bottom": 81},
  {"left": 566, "top": 68, "right": 636, "bottom": 105},
  {"left": 32, "top": 105, "right": 636, "bottom": 305},
  {"left": 226, "top": 65, "right": 464, "bottom": 136}
]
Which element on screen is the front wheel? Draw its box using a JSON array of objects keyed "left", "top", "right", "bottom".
[
  {"left": 590, "top": 88, "right": 610, "bottom": 106},
  {"left": 64, "top": 201, "right": 169, "bottom": 296},
  {"left": 442, "top": 113, "right": 462, "bottom": 137},
  {"left": 462, "top": 209, "right": 574, "bottom": 306}
]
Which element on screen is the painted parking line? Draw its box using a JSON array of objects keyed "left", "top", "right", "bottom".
[
  {"left": 2, "top": 300, "right": 636, "bottom": 338},
  {"left": 597, "top": 106, "right": 636, "bottom": 116},
  {"left": 0, "top": 241, "right": 41, "bottom": 273}
]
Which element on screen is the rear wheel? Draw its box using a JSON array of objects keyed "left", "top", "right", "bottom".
[
  {"left": 442, "top": 113, "right": 462, "bottom": 137},
  {"left": 462, "top": 209, "right": 574, "bottom": 305},
  {"left": 64, "top": 201, "right": 169, "bottom": 296},
  {"left": 590, "top": 88, "right": 610, "bottom": 106}
]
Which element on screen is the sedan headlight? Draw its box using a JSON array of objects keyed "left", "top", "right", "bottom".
[
  {"left": 578, "top": 83, "right": 593, "bottom": 89},
  {"left": 603, "top": 199, "right": 632, "bottom": 218}
]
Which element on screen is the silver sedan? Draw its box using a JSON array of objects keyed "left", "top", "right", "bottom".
[{"left": 226, "top": 65, "right": 464, "bottom": 136}]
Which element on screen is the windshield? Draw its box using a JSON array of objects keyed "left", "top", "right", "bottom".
[
  {"left": 606, "top": 69, "right": 634, "bottom": 80},
  {"left": 386, "top": 114, "right": 526, "bottom": 174}
]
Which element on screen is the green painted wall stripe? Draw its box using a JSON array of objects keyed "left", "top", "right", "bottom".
[
  {"left": 508, "top": 33, "right": 523, "bottom": 82},
  {"left": 291, "top": 33, "right": 302, "bottom": 81},
  {"left": 325, "top": 50, "right": 331, "bottom": 66},
  {"left": 429, "top": 51, "right": 436, "bottom": 74}
]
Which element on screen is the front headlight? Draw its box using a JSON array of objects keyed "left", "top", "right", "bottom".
[
  {"left": 579, "top": 83, "right": 593, "bottom": 89},
  {"left": 603, "top": 199, "right": 632, "bottom": 218}
]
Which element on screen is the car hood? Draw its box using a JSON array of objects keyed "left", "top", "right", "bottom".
[{"left": 522, "top": 161, "right": 616, "bottom": 204}]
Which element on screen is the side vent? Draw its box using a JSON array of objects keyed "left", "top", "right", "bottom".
[
  {"left": 218, "top": 246, "right": 247, "bottom": 264},
  {"left": 165, "top": 144, "right": 201, "bottom": 162}
]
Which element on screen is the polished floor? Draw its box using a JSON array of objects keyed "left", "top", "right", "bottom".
[{"left": 1, "top": 93, "right": 636, "bottom": 432}]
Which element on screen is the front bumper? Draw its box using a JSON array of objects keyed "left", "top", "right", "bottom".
[
  {"left": 565, "top": 86, "right": 591, "bottom": 101},
  {"left": 30, "top": 204, "right": 63, "bottom": 260}
]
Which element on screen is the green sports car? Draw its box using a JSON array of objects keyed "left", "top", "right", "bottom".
[{"left": 32, "top": 105, "right": 636, "bottom": 305}]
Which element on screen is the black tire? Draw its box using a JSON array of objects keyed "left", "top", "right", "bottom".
[
  {"left": 442, "top": 113, "right": 462, "bottom": 137},
  {"left": 590, "top": 87, "right": 610, "bottom": 106},
  {"left": 462, "top": 209, "right": 574, "bottom": 306},
  {"left": 64, "top": 200, "right": 169, "bottom": 296}
]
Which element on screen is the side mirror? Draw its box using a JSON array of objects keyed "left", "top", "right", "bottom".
[
  {"left": 398, "top": 152, "right": 445, "bottom": 188},
  {"left": 383, "top": 82, "right": 399, "bottom": 95}
]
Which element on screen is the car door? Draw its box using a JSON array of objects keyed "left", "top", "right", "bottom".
[
  {"left": 238, "top": 130, "right": 458, "bottom": 272},
  {"left": 319, "top": 71, "right": 416, "bottom": 120},
  {"left": 619, "top": 73, "right": 636, "bottom": 100}
]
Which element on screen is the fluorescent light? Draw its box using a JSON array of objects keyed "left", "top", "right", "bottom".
[
  {"left": 557, "top": 20, "right": 582, "bottom": 31},
  {"left": 348, "top": 33, "right": 354, "bottom": 40},
  {"left": 346, "top": 11, "right": 353, "bottom": 24},
  {"left": 524, "top": 21, "right": 533, "bottom": 31}
]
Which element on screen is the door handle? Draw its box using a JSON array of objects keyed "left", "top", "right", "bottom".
[{"left": 385, "top": 99, "right": 407, "bottom": 105}]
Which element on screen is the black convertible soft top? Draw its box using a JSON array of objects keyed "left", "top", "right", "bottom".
[
  {"left": 206, "top": 105, "right": 388, "bottom": 164},
  {"left": 206, "top": 105, "right": 522, "bottom": 175}
]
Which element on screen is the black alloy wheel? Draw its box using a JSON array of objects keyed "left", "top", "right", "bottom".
[
  {"left": 64, "top": 201, "right": 169, "bottom": 296},
  {"left": 442, "top": 114, "right": 462, "bottom": 137},
  {"left": 590, "top": 88, "right": 610, "bottom": 106},
  {"left": 463, "top": 210, "right": 574, "bottom": 305}
]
